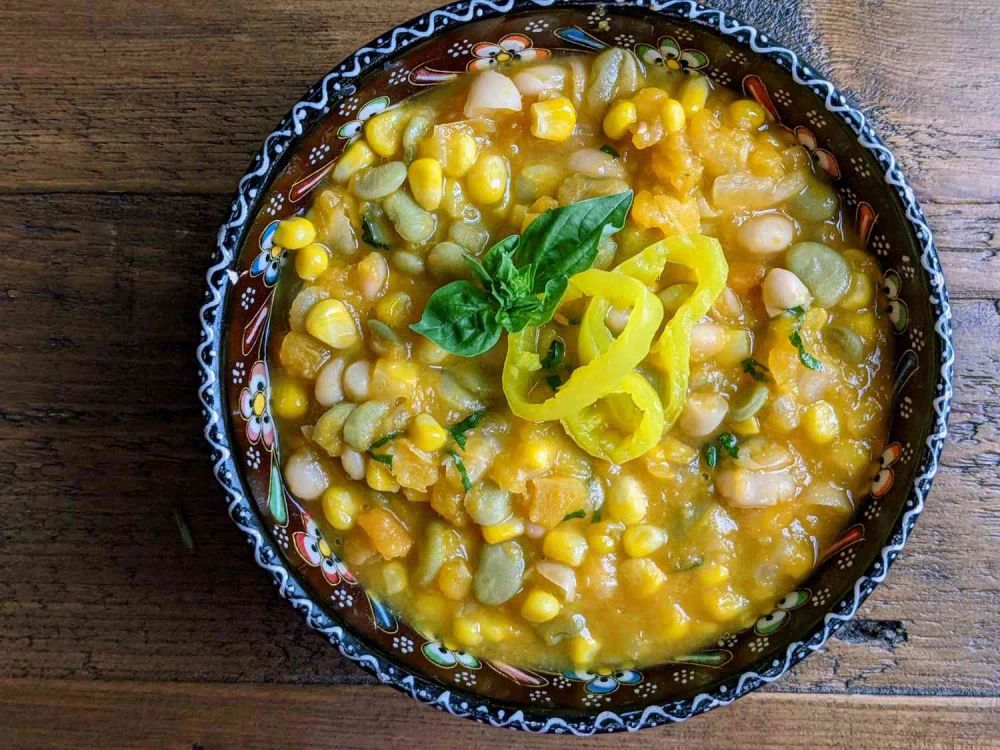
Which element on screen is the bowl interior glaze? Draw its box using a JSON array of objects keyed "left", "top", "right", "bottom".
[{"left": 200, "top": 0, "right": 953, "bottom": 733}]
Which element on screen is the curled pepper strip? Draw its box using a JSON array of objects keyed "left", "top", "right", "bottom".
[
  {"left": 621, "top": 235, "right": 728, "bottom": 428},
  {"left": 503, "top": 269, "right": 663, "bottom": 422}
]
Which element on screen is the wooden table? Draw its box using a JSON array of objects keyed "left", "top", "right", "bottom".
[{"left": 1, "top": 1, "right": 997, "bottom": 747}]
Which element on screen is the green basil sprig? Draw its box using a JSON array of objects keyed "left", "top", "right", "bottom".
[{"left": 410, "top": 191, "right": 633, "bottom": 357}]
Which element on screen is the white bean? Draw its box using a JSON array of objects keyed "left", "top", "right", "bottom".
[
  {"left": 716, "top": 467, "right": 795, "bottom": 507},
  {"left": 340, "top": 448, "right": 366, "bottom": 480},
  {"left": 690, "top": 323, "right": 726, "bottom": 362},
  {"left": 283, "top": 449, "right": 329, "bottom": 500},
  {"left": 314, "top": 358, "right": 345, "bottom": 407},
  {"left": 762, "top": 268, "right": 811, "bottom": 317},
  {"left": 737, "top": 213, "right": 795, "bottom": 255},
  {"left": 343, "top": 360, "right": 372, "bottom": 401},
  {"left": 464, "top": 70, "right": 522, "bottom": 117},
  {"left": 354, "top": 252, "right": 388, "bottom": 300},
  {"left": 567, "top": 148, "right": 626, "bottom": 179},
  {"left": 605, "top": 306, "right": 631, "bottom": 335},
  {"left": 512, "top": 64, "right": 567, "bottom": 96},
  {"left": 679, "top": 392, "right": 728, "bottom": 437}
]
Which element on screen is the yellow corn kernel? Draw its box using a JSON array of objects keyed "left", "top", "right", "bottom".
[
  {"left": 508, "top": 204, "right": 528, "bottom": 231},
  {"left": 603, "top": 99, "right": 638, "bottom": 140},
  {"left": 482, "top": 518, "right": 525, "bottom": 544},
  {"left": 409, "top": 413, "right": 448, "bottom": 452},
  {"left": 622, "top": 524, "right": 666, "bottom": 558},
  {"left": 413, "top": 592, "right": 448, "bottom": 622},
  {"left": 521, "top": 588, "right": 561, "bottom": 623},
  {"left": 374, "top": 290, "right": 413, "bottom": 328},
  {"left": 467, "top": 152, "right": 509, "bottom": 205},
  {"left": 803, "top": 401, "right": 840, "bottom": 444},
  {"left": 586, "top": 521, "right": 622, "bottom": 554},
  {"left": 520, "top": 438, "right": 557, "bottom": 471},
  {"left": 660, "top": 603, "right": 692, "bottom": 641},
  {"left": 543, "top": 528, "right": 589, "bottom": 567},
  {"left": 679, "top": 74, "right": 711, "bottom": 116},
  {"left": 482, "top": 616, "right": 510, "bottom": 643},
  {"left": 441, "top": 178, "right": 467, "bottom": 218},
  {"left": 569, "top": 631, "right": 599, "bottom": 667},
  {"left": 305, "top": 299, "right": 358, "bottom": 349},
  {"left": 606, "top": 476, "right": 648, "bottom": 525},
  {"left": 661, "top": 98, "right": 686, "bottom": 134},
  {"left": 366, "top": 460, "right": 400, "bottom": 492},
  {"left": 529, "top": 196, "right": 559, "bottom": 213},
  {"left": 530, "top": 97, "right": 577, "bottom": 142},
  {"left": 453, "top": 615, "right": 483, "bottom": 647},
  {"left": 271, "top": 379, "right": 309, "bottom": 420},
  {"left": 619, "top": 558, "right": 667, "bottom": 597},
  {"left": 443, "top": 132, "right": 478, "bottom": 178},
  {"left": 703, "top": 586, "right": 750, "bottom": 621},
  {"left": 416, "top": 337, "right": 450, "bottom": 365},
  {"left": 273, "top": 217, "right": 316, "bottom": 250},
  {"left": 333, "top": 140, "right": 376, "bottom": 183},
  {"left": 364, "top": 108, "right": 408, "bottom": 157},
  {"left": 840, "top": 272, "right": 875, "bottom": 310},
  {"left": 438, "top": 559, "right": 472, "bottom": 600},
  {"left": 731, "top": 416, "right": 761, "bottom": 436},
  {"left": 322, "top": 486, "right": 361, "bottom": 531},
  {"left": 728, "top": 99, "right": 767, "bottom": 130},
  {"left": 294, "top": 242, "right": 330, "bottom": 281},
  {"left": 381, "top": 560, "right": 408, "bottom": 594},
  {"left": 372, "top": 359, "right": 419, "bottom": 398},
  {"left": 748, "top": 143, "right": 785, "bottom": 179},
  {"left": 521, "top": 212, "right": 540, "bottom": 233},
  {"left": 697, "top": 562, "right": 730, "bottom": 586},
  {"left": 408, "top": 157, "right": 444, "bottom": 211}
]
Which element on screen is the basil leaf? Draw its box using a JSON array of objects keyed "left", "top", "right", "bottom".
[
  {"left": 599, "top": 144, "right": 620, "bottom": 159},
  {"left": 741, "top": 358, "right": 770, "bottom": 382},
  {"left": 785, "top": 307, "right": 823, "bottom": 371},
  {"left": 449, "top": 409, "right": 487, "bottom": 450},
  {"left": 703, "top": 443, "right": 719, "bottom": 468},
  {"left": 516, "top": 191, "right": 633, "bottom": 288},
  {"left": 448, "top": 450, "right": 472, "bottom": 492},
  {"left": 562, "top": 509, "right": 587, "bottom": 521},
  {"left": 718, "top": 432, "right": 739, "bottom": 459},
  {"left": 526, "top": 275, "right": 569, "bottom": 327},
  {"left": 541, "top": 339, "right": 565, "bottom": 370},
  {"left": 361, "top": 210, "right": 391, "bottom": 250},
  {"left": 368, "top": 450, "right": 393, "bottom": 468},
  {"left": 410, "top": 281, "right": 501, "bottom": 357}
]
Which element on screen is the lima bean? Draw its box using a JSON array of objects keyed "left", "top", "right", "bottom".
[
  {"left": 785, "top": 242, "right": 851, "bottom": 306},
  {"left": 343, "top": 400, "right": 391, "bottom": 451},
  {"left": 383, "top": 190, "right": 436, "bottom": 243},
  {"left": 729, "top": 382, "right": 770, "bottom": 422},
  {"left": 352, "top": 162, "right": 408, "bottom": 200},
  {"left": 473, "top": 541, "right": 525, "bottom": 605},
  {"left": 823, "top": 324, "right": 866, "bottom": 363},
  {"left": 465, "top": 482, "right": 512, "bottom": 526}
]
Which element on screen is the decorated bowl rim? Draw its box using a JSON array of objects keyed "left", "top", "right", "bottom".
[{"left": 197, "top": 0, "right": 954, "bottom": 734}]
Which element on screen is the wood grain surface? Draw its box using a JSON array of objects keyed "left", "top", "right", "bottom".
[{"left": 0, "top": 0, "right": 997, "bottom": 747}]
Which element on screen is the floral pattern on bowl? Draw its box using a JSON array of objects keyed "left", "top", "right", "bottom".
[{"left": 198, "top": 0, "right": 953, "bottom": 734}]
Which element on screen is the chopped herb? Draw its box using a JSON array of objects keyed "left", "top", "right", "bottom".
[
  {"left": 361, "top": 211, "right": 390, "bottom": 250},
  {"left": 562, "top": 509, "right": 587, "bottom": 521},
  {"left": 367, "top": 431, "right": 401, "bottom": 468},
  {"left": 592, "top": 508, "right": 602, "bottom": 523},
  {"left": 717, "top": 432, "right": 739, "bottom": 459},
  {"left": 541, "top": 338, "right": 565, "bottom": 370},
  {"left": 703, "top": 443, "right": 719, "bottom": 468},
  {"left": 599, "top": 144, "right": 621, "bottom": 159},
  {"left": 173, "top": 505, "right": 195, "bottom": 553},
  {"left": 448, "top": 450, "right": 472, "bottom": 492},
  {"left": 672, "top": 556, "right": 704, "bottom": 572},
  {"left": 786, "top": 307, "right": 823, "bottom": 371},
  {"left": 449, "top": 409, "right": 488, "bottom": 450},
  {"left": 741, "top": 357, "right": 771, "bottom": 382},
  {"left": 545, "top": 374, "right": 562, "bottom": 391}
]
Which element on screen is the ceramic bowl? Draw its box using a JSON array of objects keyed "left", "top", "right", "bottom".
[{"left": 198, "top": 0, "right": 954, "bottom": 733}]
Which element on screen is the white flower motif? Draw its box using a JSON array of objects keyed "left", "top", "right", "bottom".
[
  {"left": 806, "top": 109, "right": 828, "bottom": 129},
  {"left": 910, "top": 328, "right": 926, "bottom": 352},
  {"left": 337, "top": 95, "right": 360, "bottom": 117},
  {"left": 717, "top": 633, "right": 739, "bottom": 648},
  {"left": 726, "top": 49, "right": 748, "bottom": 64},
  {"left": 709, "top": 69, "right": 733, "bottom": 86},
  {"left": 773, "top": 89, "right": 793, "bottom": 106},
  {"left": 246, "top": 446, "right": 262, "bottom": 470},
  {"left": 672, "top": 668, "right": 695, "bottom": 685},
  {"left": 266, "top": 193, "right": 285, "bottom": 217},
  {"left": 863, "top": 501, "right": 881, "bottom": 520},
  {"left": 900, "top": 443, "right": 915, "bottom": 463},
  {"left": 850, "top": 155, "right": 873, "bottom": 178},
  {"left": 836, "top": 547, "right": 858, "bottom": 570},
  {"left": 528, "top": 688, "right": 552, "bottom": 703},
  {"left": 613, "top": 33, "right": 637, "bottom": 46},
  {"left": 581, "top": 692, "right": 612, "bottom": 707},
  {"left": 551, "top": 675, "right": 573, "bottom": 689},
  {"left": 332, "top": 588, "right": 355, "bottom": 608},
  {"left": 632, "top": 682, "right": 658, "bottom": 697},
  {"left": 870, "top": 233, "right": 890, "bottom": 256},
  {"left": 748, "top": 636, "right": 769, "bottom": 654},
  {"left": 454, "top": 671, "right": 477, "bottom": 686},
  {"left": 587, "top": 6, "right": 609, "bottom": 29},
  {"left": 673, "top": 27, "right": 695, "bottom": 42},
  {"left": 392, "top": 636, "right": 414, "bottom": 654},
  {"left": 307, "top": 143, "right": 331, "bottom": 166},
  {"left": 841, "top": 186, "right": 859, "bottom": 207},
  {"left": 240, "top": 287, "right": 256, "bottom": 310},
  {"left": 899, "top": 396, "right": 914, "bottom": 419},
  {"left": 448, "top": 39, "right": 474, "bottom": 58},
  {"left": 272, "top": 524, "right": 290, "bottom": 549},
  {"left": 811, "top": 587, "right": 832, "bottom": 607},
  {"left": 387, "top": 67, "right": 410, "bottom": 86},
  {"left": 525, "top": 19, "right": 550, "bottom": 32},
  {"left": 231, "top": 361, "right": 247, "bottom": 384},
  {"left": 901, "top": 253, "right": 916, "bottom": 279}
]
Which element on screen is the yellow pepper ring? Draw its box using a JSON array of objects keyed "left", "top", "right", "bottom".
[
  {"left": 562, "top": 371, "right": 665, "bottom": 464},
  {"left": 503, "top": 269, "right": 663, "bottom": 422}
]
